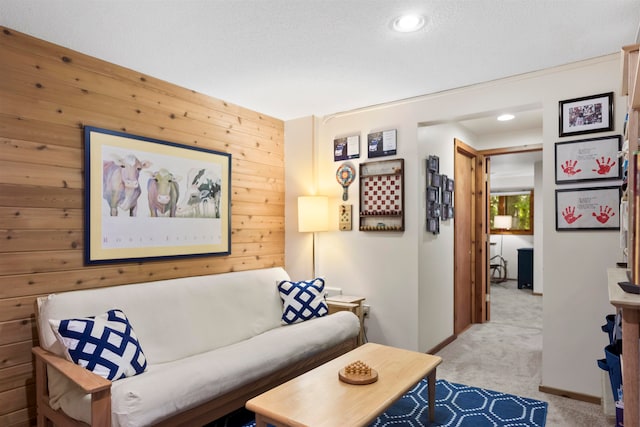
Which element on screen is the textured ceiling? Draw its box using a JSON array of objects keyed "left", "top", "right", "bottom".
[{"left": 2, "top": 1, "right": 639, "bottom": 121}]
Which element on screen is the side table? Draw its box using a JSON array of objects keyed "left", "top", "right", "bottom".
[{"left": 326, "top": 295, "right": 366, "bottom": 345}]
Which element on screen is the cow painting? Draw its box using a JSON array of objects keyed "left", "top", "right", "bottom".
[
  {"left": 147, "top": 169, "right": 181, "bottom": 217},
  {"left": 102, "top": 155, "right": 151, "bottom": 216},
  {"left": 177, "top": 168, "right": 221, "bottom": 218}
]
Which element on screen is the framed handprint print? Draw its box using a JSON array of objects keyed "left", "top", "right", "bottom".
[
  {"left": 555, "top": 186, "right": 620, "bottom": 231},
  {"left": 555, "top": 135, "right": 622, "bottom": 184}
]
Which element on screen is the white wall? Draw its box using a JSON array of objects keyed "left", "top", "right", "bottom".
[
  {"left": 534, "top": 160, "right": 544, "bottom": 294},
  {"left": 285, "top": 54, "right": 622, "bottom": 398},
  {"left": 317, "top": 111, "right": 421, "bottom": 350},
  {"left": 489, "top": 234, "right": 534, "bottom": 281},
  {"left": 284, "top": 116, "right": 316, "bottom": 281},
  {"left": 540, "top": 63, "right": 624, "bottom": 394},
  {"left": 491, "top": 175, "right": 534, "bottom": 190},
  {"left": 476, "top": 127, "right": 543, "bottom": 150},
  {"left": 416, "top": 123, "right": 477, "bottom": 351}
]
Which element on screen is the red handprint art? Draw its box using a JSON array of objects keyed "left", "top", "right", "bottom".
[
  {"left": 562, "top": 206, "right": 582, "bottom": 224},
  {"left": 561, "top": 160, "right": 582, "bottom": 176},
  {"left": 592, "top": 205, "right": 615, "bottom": 224},
  {"left": 592, "top": 157, "right": 616, "bottom": 175}
]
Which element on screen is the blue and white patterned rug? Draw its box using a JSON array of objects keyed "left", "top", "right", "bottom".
[{"left": 238, "top": 379, "right": 547, "bottom": 427}]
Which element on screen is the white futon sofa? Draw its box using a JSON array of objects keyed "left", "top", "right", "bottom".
[{"left": 32, "top": 267, "right": 360, "bottom": 427}]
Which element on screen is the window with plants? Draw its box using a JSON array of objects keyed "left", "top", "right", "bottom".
[{"left": 490, "top": 191, "right": 533, "bottom": 235}]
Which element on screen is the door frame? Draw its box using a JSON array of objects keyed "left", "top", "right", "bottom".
[
  {"left": 478, "top": 143, "right": 543, "bottom": 320},
  {"left": 454, "top": 142, "right": 543, "bottom": 327}
]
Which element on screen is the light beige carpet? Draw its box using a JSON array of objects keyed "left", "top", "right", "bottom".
[{"left": 435, "top": 280, "right": 614, "bottom": 427}]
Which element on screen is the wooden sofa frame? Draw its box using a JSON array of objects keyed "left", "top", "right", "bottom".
[{"left": 33, "top": 337, "right": 357, "bottom": 427}]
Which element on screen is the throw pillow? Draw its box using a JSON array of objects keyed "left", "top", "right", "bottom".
[
  {"left": 49, "top": 309, "right": 147, "bottom": 381},
  {"left": 278, "top": 278, "right": 329, "bottom": 324}
]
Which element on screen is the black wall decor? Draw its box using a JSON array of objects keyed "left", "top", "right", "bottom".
[{"left": 426, "top": 155, "right": 454, "bottom": 235}]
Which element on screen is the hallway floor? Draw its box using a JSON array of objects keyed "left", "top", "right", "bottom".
[{"left": 435, "top": 280, "right": 614, "bottom": 426}]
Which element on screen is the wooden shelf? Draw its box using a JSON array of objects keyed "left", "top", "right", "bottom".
[
  {"left": 608, "top": 268, "right": 640, "bottom": 427},
  {"left": 622, "top": 44, "right": 640, "bottom": 108},
  {"left": 618, "top": 43, "right": 640, "bottom": 427}
]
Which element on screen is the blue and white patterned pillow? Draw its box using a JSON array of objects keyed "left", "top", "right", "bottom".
[
  {"left": 278, "top": 278, "right": 328, "bottom": 324},
  {"left": 49, "top": 309, "right": 147, "bottom": 381}
]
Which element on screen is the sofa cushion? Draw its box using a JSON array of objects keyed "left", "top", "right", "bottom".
[
  {"left": 49, "top": 309, "right": 147, "bottom": 381},
  {"left": 278, "top": 278, "right": 328, "bottom": 324},
  {"left": 47, "top": 311, "right": 360, "bottom": 427},
  {"left": 38, "top": 267, "right": 289, "bottom": 365}
]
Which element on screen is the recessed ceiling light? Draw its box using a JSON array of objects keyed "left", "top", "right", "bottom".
[
  {"left": 393, "top": 14, "right": 426, "bottom": 33},
  {"left": 497, "top": 114, "right": 515, "bottom": 121}
]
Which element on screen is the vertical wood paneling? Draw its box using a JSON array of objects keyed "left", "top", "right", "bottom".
[{"left": 0, "top": 27, "right": 285, "bottom": 426}]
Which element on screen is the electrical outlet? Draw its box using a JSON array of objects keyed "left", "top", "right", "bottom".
[{"left": 362, "top": 304, "right": 370, "bottom": 318}]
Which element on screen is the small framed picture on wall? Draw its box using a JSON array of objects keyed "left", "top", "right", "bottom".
[
  {"left": 442, "top": 190, "right": 452, "bottom": 205},
  {"left": 445, "top": 177, "right": 455, "bottom": 192},
  {"left": 427, "top": 217, "right": 439, "bottom": 234},
  {"left": 427, "top": 155, "right": 439, "bottom": 172},
  {"left": 429, "top": 172, "right": 442, "bottom": 188},
  {"left": 559, "top": 92, "right": 614, "bottom": 137},
  {"left": 367, "top": 129, "right": 397, "bottom": 158},
  {"left": 427, "top": 186, "right": 439, "bottom": 202},
  {"left": 334, "top": 135, "right": 360, "bottom": 161}
]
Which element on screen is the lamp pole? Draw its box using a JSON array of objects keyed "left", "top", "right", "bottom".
[{"left": 298, "top": 196, "right": 329, "bottom": 278}]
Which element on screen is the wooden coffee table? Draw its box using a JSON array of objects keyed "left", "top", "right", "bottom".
[{"left": 246, "top": 342, "right": 442, "bottom": 427}]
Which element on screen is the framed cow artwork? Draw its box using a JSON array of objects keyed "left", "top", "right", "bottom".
[{"left": 84, "top": 126, "right": 231, "bottom": 264}]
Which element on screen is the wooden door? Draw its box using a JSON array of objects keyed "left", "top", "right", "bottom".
[
  {"left": 454, "top": 140, "right": 475, "bottom": 334},
  {"left": 454, "top": 139, "right": 488, "bottom": 333},
  {"left": 483, "top": 156, "right": 491, "bottom": 321}
]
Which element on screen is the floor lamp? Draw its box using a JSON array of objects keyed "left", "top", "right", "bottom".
[
  {"left": 298, "top": 196, "right": 329, "bottom": 278},
  {"left": 493, "top": 215, "right": 513, "bottom": 257},
  {"left": 492, "top": 215, "right": 512, "bottom": 282}
]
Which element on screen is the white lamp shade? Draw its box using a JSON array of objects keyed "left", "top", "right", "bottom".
[
  {"left": 298, "top": 196, "right": 329, "bottom": 232},
  {"left": 494, "top": 215, "right": 512, "bottom": 230}
]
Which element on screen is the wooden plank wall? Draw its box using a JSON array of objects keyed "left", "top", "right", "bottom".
[{"left": 0, "top": 27, "right": 285, "bottom": 426}]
